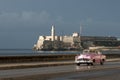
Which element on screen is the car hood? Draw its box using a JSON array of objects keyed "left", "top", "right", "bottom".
[{"left": 77, "top": 54, "right": 91, "bottom": 59}]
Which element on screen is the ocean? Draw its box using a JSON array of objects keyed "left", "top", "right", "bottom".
[
  {"left": 0, "top": 49, "right": 120, "bottom": 56},
  {"left": 0, "top": 49, "right": 80, "bottom": 56}
]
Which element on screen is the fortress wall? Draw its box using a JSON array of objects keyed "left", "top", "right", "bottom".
[{"left": 63, "top": 36, "right": 73, "bottom": 43}]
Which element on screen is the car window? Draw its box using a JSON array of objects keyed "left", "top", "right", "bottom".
[
  {"left": 83, "top": 50, "right": 89, "bottom": 54},
  {"left": 97, "top": 51, "right": 101, "bottom": 54}
]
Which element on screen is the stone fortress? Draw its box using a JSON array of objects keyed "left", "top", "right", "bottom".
[
  {"left": 33, "top": 25, "right": 120, "bottom": 51},
  {"left": 33, "top": 25, "right": 81, "bottom": 50}
]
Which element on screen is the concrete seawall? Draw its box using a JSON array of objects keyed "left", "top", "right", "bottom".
[
  {"left": 0, "top": 54, "right": 119, "bottom": 70},
  {"left": 0, "top": 54, "right": 119, "bottom": 63}
]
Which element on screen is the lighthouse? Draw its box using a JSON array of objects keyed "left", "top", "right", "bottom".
[{"left": 51, "top": 25, "right": 55, "bottom": 41}]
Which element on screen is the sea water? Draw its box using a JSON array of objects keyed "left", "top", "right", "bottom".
[
  {"left": 0, "top": 49, "right": 119, "bottom": 56},
  {"left": 0, "top": 49, "right": 80, "bottom": 56}
]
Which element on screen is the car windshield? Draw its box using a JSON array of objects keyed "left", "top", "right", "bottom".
[
  {"left": 82, "top": 50, "right": 89, "bottom": 54},
  {"left": 82, "top": 49, "right": 101, "bottom": 54}
]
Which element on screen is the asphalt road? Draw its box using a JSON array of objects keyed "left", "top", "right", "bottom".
[
  {"left": 49, "top": 67, "right": 120, "bottom": 80},
  {"left": 0, "top": 61, "right": 120, "bottom": 80}
]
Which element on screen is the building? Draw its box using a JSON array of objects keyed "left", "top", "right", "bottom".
[
  {"left": 33, "top": 25, "right": 120, "bottom": 50},
  {"left": 33, "top": 25, "right": 81, "bottom": 50},
  {"left": 81, "top": 36, "right": 120, "bottom": 49}
]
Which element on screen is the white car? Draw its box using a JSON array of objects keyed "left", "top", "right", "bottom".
[{"left": 75, "top": 49, "right": 106, "bottom": 66}]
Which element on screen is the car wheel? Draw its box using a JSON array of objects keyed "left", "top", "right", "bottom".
[
  {"left": 91, "top": 63, "right": 93, "bottom": 66},
  {"left": 77, "top": 63, "right": 80, "bottom": 66},
  {"left": 91, "top": 59, "right": 95, "bottom": 66},
  {"left": 87, "top": 63, "right": 90, "bottom": 66},
  {"left": 100, "top": 60, "right": 104, "bottom": 65}
]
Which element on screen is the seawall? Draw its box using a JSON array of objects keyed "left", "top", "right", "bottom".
[{"left": 0, "top": 54, "right": 119, "bottom": 63}]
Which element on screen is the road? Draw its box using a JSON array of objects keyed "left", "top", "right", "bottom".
[
  {"left": 0, "top": 61, "right": 120, "bottom": 80},
  {"left": 49, "top": 67, "right": 120, "bottom": 80}
]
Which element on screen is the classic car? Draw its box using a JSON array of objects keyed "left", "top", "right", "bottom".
[{"left": 75, "top": 49, "right": 106, "bottom": 66}]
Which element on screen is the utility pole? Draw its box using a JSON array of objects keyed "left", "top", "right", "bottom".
[{"left": 80, "top": 24, "right": 82, "bottom": 36}]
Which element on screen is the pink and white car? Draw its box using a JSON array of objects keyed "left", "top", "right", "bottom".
[{"left": 75, "top": 49, "right": 106, "bottom": 66}]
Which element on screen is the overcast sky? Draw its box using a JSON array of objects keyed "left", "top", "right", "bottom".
[{"left": 0, "top": 0, "right": 120, "bottom": 49}]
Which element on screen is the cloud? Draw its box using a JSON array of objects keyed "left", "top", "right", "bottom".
[
  {"left": 0, "top": 11, "right": 53, "bottom": 27},
  {"left": 79, "top": 18, "right": 93, "bottom": 26},
  {"left": 21, "top": 11, "right": 51, "bottom": 24},
  {"left": 0, "top": 12, "right": 19, "bottom": 23},
  {"left": 55, "top": 16, "right": 64, "bottom": 24},
  {"left": 0, "top": 11, "right": 66, "bottom": 31},
  {"left": 79, "top": 18, "right": 120, "bottom": 37}
]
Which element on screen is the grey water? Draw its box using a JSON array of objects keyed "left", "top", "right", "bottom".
[
  {"left": 0, "top": 49, "right": 80, "bottom": 56},
  {"left": 0, "top": 49, "right": 120, "bottom": 56}
]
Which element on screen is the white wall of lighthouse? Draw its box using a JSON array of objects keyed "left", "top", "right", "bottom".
[{"left": 51, "top": 25, "right": 55, "bottom": 41}]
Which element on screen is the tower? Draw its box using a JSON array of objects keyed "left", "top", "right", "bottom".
[{"left": 51, "top": 25, "right": 55, "bottom": 41}]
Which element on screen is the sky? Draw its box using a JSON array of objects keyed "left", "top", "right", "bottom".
[{"left": 0, "top": 0, "right": 120, "bottom": 49}]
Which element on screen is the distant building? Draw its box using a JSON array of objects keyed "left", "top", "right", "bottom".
[
  {"left": 81, "top": 36, "right": 120, "bottom": 49},
  {"left": 33, "top": 25, "right": 81, "bottom": 50}
]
